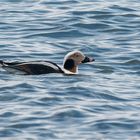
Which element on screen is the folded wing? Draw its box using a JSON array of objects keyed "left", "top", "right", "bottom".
[{"left": 1, "top": 61, "right": 63, "bottom": 75}]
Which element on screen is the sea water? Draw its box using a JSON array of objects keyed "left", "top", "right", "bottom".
[{"left": 0, "top": 0, "right": 140, "bottom": 139}]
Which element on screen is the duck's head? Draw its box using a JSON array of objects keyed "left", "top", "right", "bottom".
[{"left": 63, "top": 51, "right": 95, "bottom": 74}]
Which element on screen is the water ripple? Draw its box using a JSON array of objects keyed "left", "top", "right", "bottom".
[{"left": 0, "top": 0, "right": 140, "bottom": 139}]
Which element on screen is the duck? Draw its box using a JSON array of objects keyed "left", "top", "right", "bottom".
[{"left": 0, "top": 50, "right": 95, "bottom": 75}]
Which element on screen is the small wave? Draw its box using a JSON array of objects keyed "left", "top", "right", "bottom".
[
  {"left": 41, "top": 0, "right": 78, "bottom": 5},
  {"left": 98, "top": 92, "right": 128, "bottom": 102},
  {"left": 124, "top": 59, "right": 140, "bottom": 65},
  {"left": 110, "top": 5, "right": 136, "bottom": 12},
  {"left": 72, "top": 10, "right": 96, "bottom": 16},
  {"left": 22, "top": 30, "right": 92, "bottom": 39},
  {"left": 92, "top": 119, "right": 138, "bottom": 131},
  {"left": 73, "top": 23, "right": 110, "bottom": 30},
  {"left": 50, "top": 107, "right": 86, "bottom": 121},
  {"left": 0, "top": 112, "right": 17, "bottom": 118},
  {"left": 95, "top": 65, "right": 115, "bottom": 74}
]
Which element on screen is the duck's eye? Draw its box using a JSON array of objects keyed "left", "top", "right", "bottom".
[{"left": 75, "top": 54, "right": 79, "bottom": 57}]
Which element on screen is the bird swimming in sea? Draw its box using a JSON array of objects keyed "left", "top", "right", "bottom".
[{"left": 0, "top": 51, "right": 95, "bottom": 75}]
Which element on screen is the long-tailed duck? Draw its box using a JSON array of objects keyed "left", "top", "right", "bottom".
[{"left": 0, "top": 51, "right": 94, "bottom": 75}]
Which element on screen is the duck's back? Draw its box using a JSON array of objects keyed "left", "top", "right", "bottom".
[{"left": 1, "top": 61, "right": 64, "bottom": 75}]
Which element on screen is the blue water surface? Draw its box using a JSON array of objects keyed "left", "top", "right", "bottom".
[{"left": 0, "top": 0, "right": 140, "bottom": 139}]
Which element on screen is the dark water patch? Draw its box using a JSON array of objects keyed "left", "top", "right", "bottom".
[
  {"left": 73, "top": 23, "right": 110, "bottom": 30},
  {"left": 135, "top": 71, "right": 140, "bottom": 75},
  {"left": 64, "top": 86, "right": 94, "bottom": 99},
  {"left": 18, "top": 116, "right": 48, "bottom": 123},
  {"left": 39, "top": 96, "right": 62, "bottom": 104},
  {"left": 91, "top": 13, "right": 115, "bottom": 20},
  {"left": 50, "top": 108, "right": 86, "bottom": 122},
  {"left": 28, "top": 97, "right": 63, "bottom": 107},
  {"left": 0, "top": 82, "right": 36, "bottom": 92},
  {"left": 9, "top": 122, "right": 43, "bottom": 129},
  {"left": 117, "top": 59, "right": 140, "bottom": 72},
  {"left": 95, "top": 64, "right": 115, "bottom": 74},
  {"left": 72, "top": 10, "right": 112, "bottom": 16},
  {"left": 103, "top": 28, "right": 132, "bottom": 34},
  {"left": 0, "top": 44, "right": 15, "bottom": 49},
  {"left": 37, "top": 131, "right": 58, "bottom": 139},
  {"left": 110, "top": 5, "right": 136, "bottom": 12},
  {"left": 41, "top": 0, "right": 78, "bottom": 5},
  {"left": 22, "top": 30, "right": 92, "bottom": 39},
  {"left": 0, "top": 94, "right": 19, "bottom": 102},
  {"left": 2, "top": 10, "right": 33, "bottom": 15},
  {"left": 0, "top": 23, "right": 18, "bottom": 30},
  {"left": 124, "top": 59, "right": 140, "bottom": 65},
  {"left": 0, "top": 128, "right": 21, "bottom": 137},
  {"left": 98, "top": 92, "right": 128, "bottom": 102},
  {"left": 0, "top": 112, "right": 17, "bottom": 118},
  {"left": 129, "top": 20, "right": 140, "bottom": 25},
  {"left": 0, "top": 0, "right": 24, "bottom": 2},
  {"left": 93, "top": 120, "right": 138, "bottom": 131},
  {"left": 99, "top": 68, "right": 114, "bottom": 74},
  {"left": 72, "top": 11, "right": 95, "bottom": 16},
  {"left": 17, "top": 27, "right": 57, "bottom": 33},
  {"left": 122, "top": 13, "right": 140, "bottom": 18}
]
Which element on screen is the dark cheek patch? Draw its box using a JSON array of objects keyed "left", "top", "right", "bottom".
[{"left": 64, "top": 59, "right": 75, "bottom": 70}]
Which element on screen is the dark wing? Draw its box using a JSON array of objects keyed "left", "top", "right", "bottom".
[{"left": 1, "top": 61, "right": 64, "bottom": 75}]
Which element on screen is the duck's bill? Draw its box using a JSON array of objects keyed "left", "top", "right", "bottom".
[{"left": 81, "top": 56, "right": 95, "bottom": 63}]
